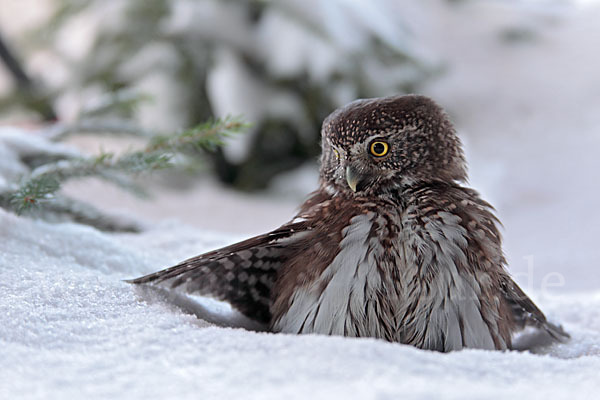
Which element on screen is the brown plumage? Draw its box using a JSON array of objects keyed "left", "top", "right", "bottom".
[{"left": 128, "top": 94, "right": 569, "bottom": 351}]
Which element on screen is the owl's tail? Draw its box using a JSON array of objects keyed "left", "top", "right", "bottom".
[{"left": 502, "top": 279, "right": 570, "bottom": 350}]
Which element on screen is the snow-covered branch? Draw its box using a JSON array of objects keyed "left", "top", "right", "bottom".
[{"left": 1, "top": 117, "right": 248, "bottom": 224}]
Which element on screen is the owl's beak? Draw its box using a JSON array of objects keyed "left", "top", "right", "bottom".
[{"left": 346, "top": 165, "right": 362, "bottom": 192}]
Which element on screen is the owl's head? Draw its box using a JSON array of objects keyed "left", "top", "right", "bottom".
[{"left": 319, "top": 94, "right": 467, "bottom": 195}]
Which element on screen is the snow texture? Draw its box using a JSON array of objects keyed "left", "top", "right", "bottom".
[
  {"left": 1, "top": 209, "right": 599, "bottom": 400},
  {"left": 2, "top": 1, "right": 600, "bottom": 399}
]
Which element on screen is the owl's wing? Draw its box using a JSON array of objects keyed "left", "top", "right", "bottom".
[
  {"left": 501, "top": 278, "right": 570, "bottom": 342},
  {"left": 126, "top": 220, "right": 309, "bottom": 324}
]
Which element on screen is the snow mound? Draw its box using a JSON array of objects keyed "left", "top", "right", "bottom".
[{"left": 1, "top": 209, "right": 599, "bottom": 400}]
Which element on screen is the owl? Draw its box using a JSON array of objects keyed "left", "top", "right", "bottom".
[{"left": 129, "top": 94, "right": 568, "bottom": 351}]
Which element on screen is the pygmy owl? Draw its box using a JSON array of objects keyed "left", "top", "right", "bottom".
[{"left": 129, "top": 94, "right": 568, "bottom": 351}]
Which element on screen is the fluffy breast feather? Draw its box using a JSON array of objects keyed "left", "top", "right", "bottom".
[{"left": 271, "top": 185, "right": 515, "bottom": 351}]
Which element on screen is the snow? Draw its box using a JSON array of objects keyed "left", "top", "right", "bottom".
[
  {"left": 2, "top": 1, "right": 600, "bottom": 399},
  {"left": 1, "top": 209, "right": 599, "bottom": 400}
]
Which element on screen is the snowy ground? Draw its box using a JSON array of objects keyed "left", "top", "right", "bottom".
[
  {"left": 1, "top": 211, "right": 599, "bottom": 400},
  {"left": 2, "top": 1, "right": 600, "bottom": 399}
]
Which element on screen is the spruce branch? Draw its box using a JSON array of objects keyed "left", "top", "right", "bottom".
[
  {"left": 79, "top": 90, "right": 152, "bottom": 118},
  {"left": 40, "top": 195, "right": 143, "bottom": 233},
  {"left": 47, "top": 119, "right": 156, "bottom": 141},
  {"left": 9, "top": 175, "right": 60, "bottom": 214},
  {"left": 7, "top": 117, "right": 247, "bottom": 214},
  {"left": 146, "top": 117, "right": 249, "bottom": 153},
  {"left": 46, "top": 90, "right": 155, "bottom": 141},
  {"left": 9, "top": 153, "right": 167, "bottom": 213}
]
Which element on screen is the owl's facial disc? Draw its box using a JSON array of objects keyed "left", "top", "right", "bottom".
[
  {"left": 342, "top": 137, "right": 391, "bottom": 192},
  {"left": 327, "top": 138, "right": 386, "bottom": 193}
]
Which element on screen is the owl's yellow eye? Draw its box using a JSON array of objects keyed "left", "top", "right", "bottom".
[
  {"left": 369, "top": 141, "right": 389, "bottom": 157},
  {"left": 333, "top": 149, "right": 340, "bottom": 160}
]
